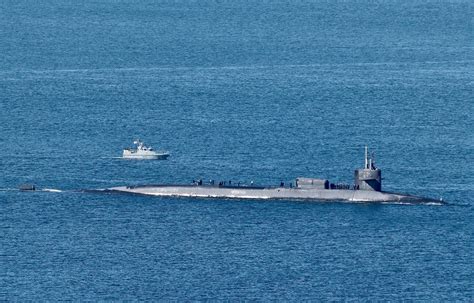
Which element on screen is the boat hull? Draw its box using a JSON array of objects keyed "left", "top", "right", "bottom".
[
  {"left": 107, "top": 184, "right": 440, "bottom": 204},
  {"left": 122, "top": 153, "right": 170, "bottom": 160}
]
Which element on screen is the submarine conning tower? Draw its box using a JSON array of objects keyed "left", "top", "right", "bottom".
[{"left": 354, "top": 146, "right": 382, "bottom": 191}]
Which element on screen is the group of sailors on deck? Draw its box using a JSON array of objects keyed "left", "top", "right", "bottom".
[{"left": 192, "top": 179, "right": 250, "bottom": 187}]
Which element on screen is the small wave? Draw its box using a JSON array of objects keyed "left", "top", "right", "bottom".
[
  {"left": 41, "top": 188, "right": 63, "bottom": 193},
  {"left": 422, "top": 202, "right": 444, "bottom": 206},
  {"left": 1, "top": 60, "right": 472, "bottom": 76},
  {"left": 0, "top": 188, "right": 18, "bottom": 192}
]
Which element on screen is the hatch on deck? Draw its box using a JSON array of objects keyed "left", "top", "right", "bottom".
[{"left": 295, "top": 178, "right": 329, "bottom": 189}]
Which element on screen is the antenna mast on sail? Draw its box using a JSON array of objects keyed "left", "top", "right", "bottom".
[{"left": 365, "top": 146, "right": 368, "bottom": 169}]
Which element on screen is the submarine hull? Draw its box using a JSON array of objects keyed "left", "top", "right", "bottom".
[{"left": 107, "top": 185, "right": 439, "bottom": 204}]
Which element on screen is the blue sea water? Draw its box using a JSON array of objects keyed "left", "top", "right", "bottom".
[{"left": 1, "top": 0, "right": 473, "bottom": 300}]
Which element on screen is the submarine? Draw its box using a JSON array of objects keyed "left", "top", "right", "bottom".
[{"left": 108, "top": 147, "right": 441, "bottom": 204}]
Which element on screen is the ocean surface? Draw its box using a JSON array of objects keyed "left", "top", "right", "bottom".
[{"left": 1, "top": 0, "right": 473, "bottom": 300}]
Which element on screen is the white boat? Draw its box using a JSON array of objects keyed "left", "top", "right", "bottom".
[{"left": 122, "top": 139, "right": 170, "bottom": 160}]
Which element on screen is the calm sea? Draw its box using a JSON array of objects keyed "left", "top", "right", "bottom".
[{"left": 1, "top": 0, "right": 473, "bottom": 300}]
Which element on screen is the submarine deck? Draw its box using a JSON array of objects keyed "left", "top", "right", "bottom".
[{"left": 108, "top": 184, "right": 438, "bottom": 204}]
